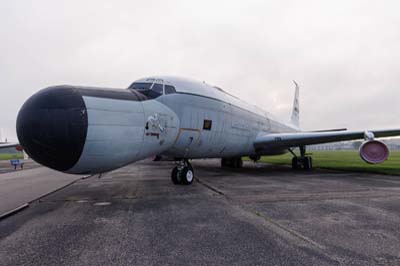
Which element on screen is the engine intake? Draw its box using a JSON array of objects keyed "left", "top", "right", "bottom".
[{"left": 359, "top": 140, "right": 389, "bottom": 164}]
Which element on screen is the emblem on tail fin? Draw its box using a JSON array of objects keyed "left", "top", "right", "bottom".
[{"left": 291, "top": 80, "right": 300, "bottom": 128}]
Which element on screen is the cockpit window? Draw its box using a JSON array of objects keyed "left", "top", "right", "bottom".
[
  {"left": 165, "top": 85, "right": 176, "bottom": 94},
  {"left": 152, "top": 83, "right": 163, "bottom": 95},
  {"left": 128, "top": 82, "right": 152, "bottom": 90},
  {"left": 128, "top": 81, "right": 176, "bottom": 99},
  {"left": 128, "top": 82, "right": 163, "bottom": 99}
]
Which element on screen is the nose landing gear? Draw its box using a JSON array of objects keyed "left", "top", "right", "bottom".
[{"left": 171, "top": 160, "right": 194, "bottom": 185}]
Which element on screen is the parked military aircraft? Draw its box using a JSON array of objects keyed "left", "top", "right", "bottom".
[{"left": 16, "top": 76, "right": 400, "bottom": 185}]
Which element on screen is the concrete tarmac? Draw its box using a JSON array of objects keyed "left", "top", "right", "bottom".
[
  {"left": 1, "top": 159, "right": 400, "bottom": 266},
  {"left": 0, "top": 164, "right": 82, "bottom": 216}
]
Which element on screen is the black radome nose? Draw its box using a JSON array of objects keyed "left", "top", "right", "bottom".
[{"left": 17, "top": 86, "right": 88, "bottom": 172}]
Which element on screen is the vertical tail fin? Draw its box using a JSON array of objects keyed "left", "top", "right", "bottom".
[{"left": 291, "top": 80, "right": 300, "bottom": 128}]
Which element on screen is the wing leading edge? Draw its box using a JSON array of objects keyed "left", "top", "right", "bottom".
[{"left": 254, "top": 129, "right": 400, "bottom": 151}]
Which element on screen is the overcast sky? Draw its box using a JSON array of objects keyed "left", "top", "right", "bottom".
[{"left": 1, "top": 0, "right": 399, "bottom": 141}]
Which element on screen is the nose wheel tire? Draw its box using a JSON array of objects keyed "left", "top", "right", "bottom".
[
  {"left": 171, "top": 162, "right": 194, "bottom": 185},
  {"left": 180, "top": 167, "right": 194, "bottom": 185},
  {"left": 171, "top": 167, "right": 181, "bottom": 184}
]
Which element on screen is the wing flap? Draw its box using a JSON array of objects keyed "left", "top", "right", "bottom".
[{"left": 254, "top": 129, "right": 400, "bottom": 151}]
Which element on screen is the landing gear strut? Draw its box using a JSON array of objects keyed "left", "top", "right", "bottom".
[
  {"left": 289, "top": 146, "right": 313, "bottom": 170},
  {"left": 221, "top": 157, "right": 243, "bottom": 168},
  {"left": 171, "top": 160, "right": 194, "bottom": 185}
]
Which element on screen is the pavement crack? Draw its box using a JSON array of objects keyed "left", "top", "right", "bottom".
[
  {"left": 243, "top": 206, "right": 343, "bottom": 265},
  {"left": 38, "top": 196, "right": 138, "bottom": 203},
  {"left": 195, "top": 177, "right": 226, "bottom": 197},
  {"left": 196, "top": 175, "right": 344, "bottom": 265}
]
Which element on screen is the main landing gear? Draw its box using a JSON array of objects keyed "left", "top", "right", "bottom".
[
  {"left": 289, "top": 146, "right": 313, "bottom": 170},
  {"left": 221, "top": 157, "right": 243, "bottom": 168},
  {"left": 171, "top": 160, "right": 194, "bottom": 185}
]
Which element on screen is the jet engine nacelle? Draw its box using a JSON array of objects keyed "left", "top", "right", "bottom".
[
  {"left": 17, "top": 86, "right": 180, "bottom": 174},
  {"left": 359, "top": 140, "right": 389, "bottom": 164}
]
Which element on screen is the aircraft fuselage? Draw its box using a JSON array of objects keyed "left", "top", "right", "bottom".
[{"left": 17, "top": 76, "right": 297, "bottom": 174}]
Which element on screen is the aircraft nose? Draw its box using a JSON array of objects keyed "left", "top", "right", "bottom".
[{"left": 16, "top": 86, "right": 88, "bottom": 172}]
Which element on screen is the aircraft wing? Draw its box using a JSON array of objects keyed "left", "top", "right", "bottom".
[
  {"left": 0, "top": 143, "right": 19, "bottom": 149},
  {"left": 254, "top": 129, "right": 400, "bottom": 150}
]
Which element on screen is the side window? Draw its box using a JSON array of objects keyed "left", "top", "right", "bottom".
[
  {"left": 165, "top": 85, "right": 176, "bottom": 94},
  {"left": 152, "top": 83, "right": 163, "bottom": 95}
]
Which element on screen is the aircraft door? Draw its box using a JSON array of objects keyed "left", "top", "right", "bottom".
[{"left": 174, "top": 129, "right": 201, "bottom": 157}]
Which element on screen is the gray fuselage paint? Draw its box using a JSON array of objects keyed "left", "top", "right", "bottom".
[
  {"left": 158, "top": 93, "right": 296, "bottom": 159},
  {"left": 69, "top": 90, "right": 296, "bottom": 174},
  {"left": 68, "top": 96, "right": 179, "bottom": 173}
]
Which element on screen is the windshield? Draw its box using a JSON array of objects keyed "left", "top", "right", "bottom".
[
  {"left": 128, "top": 81, "right": 177, "bottom": 99},
  {"left": 129, "top": 82, "right": 152, "bottom": 90},
  {"left": 128, "top": 82, "right": 162, "bottom": 99}
]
